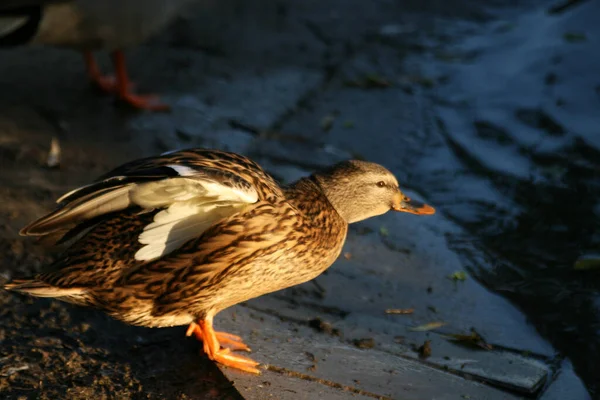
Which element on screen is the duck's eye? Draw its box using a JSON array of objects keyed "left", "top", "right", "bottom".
[{"left": 376, "top": 181, "right": 386, "bottom": 187}]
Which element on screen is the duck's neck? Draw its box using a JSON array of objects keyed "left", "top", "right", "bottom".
[
  {"left": 286, "top": 177, "right": 348, "bottom": 264},
  {"left": 286, "top": 178, "right": 345, "bottom": 224}
]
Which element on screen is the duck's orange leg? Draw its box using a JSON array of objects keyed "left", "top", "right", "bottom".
[
  {"left": 82, "top": 51, "right": 170, "bottom": 111},
  {"left": 84, "top": 51, "right": 120, "bottom": 93},
  {"left": 111, "top": 51, "right": 170, "bottom": 111},
  {"left": 186, "top": 322, "right": 251, "bottom": 352},
  {"left": 186, "top": 320, "right": 260, "bottom": 374}
]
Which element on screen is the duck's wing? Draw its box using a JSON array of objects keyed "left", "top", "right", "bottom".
[
  {"left": 21, "top": 149, "right": 272, "bottom": 261},
  {"left": 21, "top": 149, "right": 270, "bottom": 236}
]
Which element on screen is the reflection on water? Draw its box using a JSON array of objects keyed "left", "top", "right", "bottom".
[{"left": 414, "top": 1, "right": 600, "bottom": 395}]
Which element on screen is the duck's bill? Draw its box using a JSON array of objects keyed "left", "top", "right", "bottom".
[{"left": 393, "top": 198, "right": 436, "bottom": 215}]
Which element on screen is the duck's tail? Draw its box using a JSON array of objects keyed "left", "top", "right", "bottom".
[{"left": 4, "top": 279, "right": 84, "bottom": 298}]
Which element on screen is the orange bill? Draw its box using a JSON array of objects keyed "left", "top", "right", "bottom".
[{"left": 392, "top": 193, "right": 435, "bottom": 215}]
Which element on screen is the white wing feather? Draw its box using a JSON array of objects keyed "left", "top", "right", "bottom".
[
  {"left": 131, "top": 172, "right": 258, "bottom": 261},
  {"left": 135, "top": 201, "right": 245, "bottom": 261}
]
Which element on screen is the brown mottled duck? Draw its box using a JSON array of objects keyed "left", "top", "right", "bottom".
[{"left": 5, "top": 148, "right": 435, "bottom": 374}]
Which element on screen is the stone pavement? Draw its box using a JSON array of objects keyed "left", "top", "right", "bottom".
[{"left": 0, "top": 0, "right": 591, "bottom": 399}]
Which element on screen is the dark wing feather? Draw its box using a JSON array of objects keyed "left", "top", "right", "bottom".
[{"left": 55, "top": 166, "right": 182, "bottom": 205}]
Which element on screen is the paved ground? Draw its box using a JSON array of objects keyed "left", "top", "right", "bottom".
[{"left": 0, "top": 0, "right": 593, "bottom": 399}]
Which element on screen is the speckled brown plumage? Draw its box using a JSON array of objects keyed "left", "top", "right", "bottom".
[{"left": 5, "top": 148, "right": 435, "bottom": 374}]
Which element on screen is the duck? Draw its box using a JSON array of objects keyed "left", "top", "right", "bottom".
[
  {"left": 0, "top": 0, "right": 199, "bottom": 111},
  {"left": 5, "top": 148, "right": 435, "bottom": 374}
]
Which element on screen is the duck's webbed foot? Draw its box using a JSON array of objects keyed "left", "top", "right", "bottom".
[
  {"left": 186, "top": 320, "right": 260, "bottom": 374},
  {"left": 83, "top": 50, "right": 170, "bottom": 112}
]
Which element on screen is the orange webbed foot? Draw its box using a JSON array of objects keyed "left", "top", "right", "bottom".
[
  {"left": 83, "top": 50, "right": 170, "bottom": 112},
  {"left": 88, "top": 74, "right": 136, "bottom": 94},
  {"left": 215, "top": 331, "right": 251, "bottom": 352},
  {"left": 84, "top": 51, "right": 129, "bottom": 94},
  {"left": 212, "top": 348, "right": 260, "bottom": 374},
  {"left": 91, "top": 74, "right": 118, "bottom": 93},
  {"left": 116, "top": 92, "right": 170, "bottom": 112},
  {"left": 186, "top": 320, "right": 260, "bottom": 374}
]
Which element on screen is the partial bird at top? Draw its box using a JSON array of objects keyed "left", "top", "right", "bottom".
[{"left": 0, "top": 0, "right": 199, "bottom": 111}]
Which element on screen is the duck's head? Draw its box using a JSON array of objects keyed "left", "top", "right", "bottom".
[{"left": 315, "top": 160, "right": 435, "bottom": 223}]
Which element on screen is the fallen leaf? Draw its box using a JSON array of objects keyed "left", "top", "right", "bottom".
[
  {"left": 409, "top": 321, "right": 447, "bottom": 332},
  {"left": 448, "top": 271, "right": 468, "bottom": 281},
  {"left": 343, "top": 252, "right": 352, "bottom": 260},
  {"left": 343, "top": 120, "right": 355, "bottom": 128},
  {"left": 574, "top": 254, "right": 600, "bottom": 271},
  {"left": 444, "top": 329, "right": 493, "bottom": 351},
  {"left": 353, "top": 338, "right": 375, "bottom": 349},
  {"left": 417, "top": 340, "right": 432, "bottom": 358},
  {"left": 385, "top": 308, "right": 415, "bottom": 315},
  {"left": 320, "top": 114, "right": 336, "bottom": 131},
  {"left": 379, "top": 226, "right": 389, "bottom": 237},
  {"left": 309, "top": 318, "right": 342, "bottom": 337}
]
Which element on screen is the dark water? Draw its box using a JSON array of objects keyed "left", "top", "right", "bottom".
[{"left": 410, "top": 1, "right": 600, "bottom": 395}]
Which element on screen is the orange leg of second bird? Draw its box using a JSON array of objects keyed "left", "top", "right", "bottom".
[
  {"left": 83, "top": 51, "right": 170, "bottom": 111},
  {"left": 186, "top": 320, "right": 260, "bottom": 374}
]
